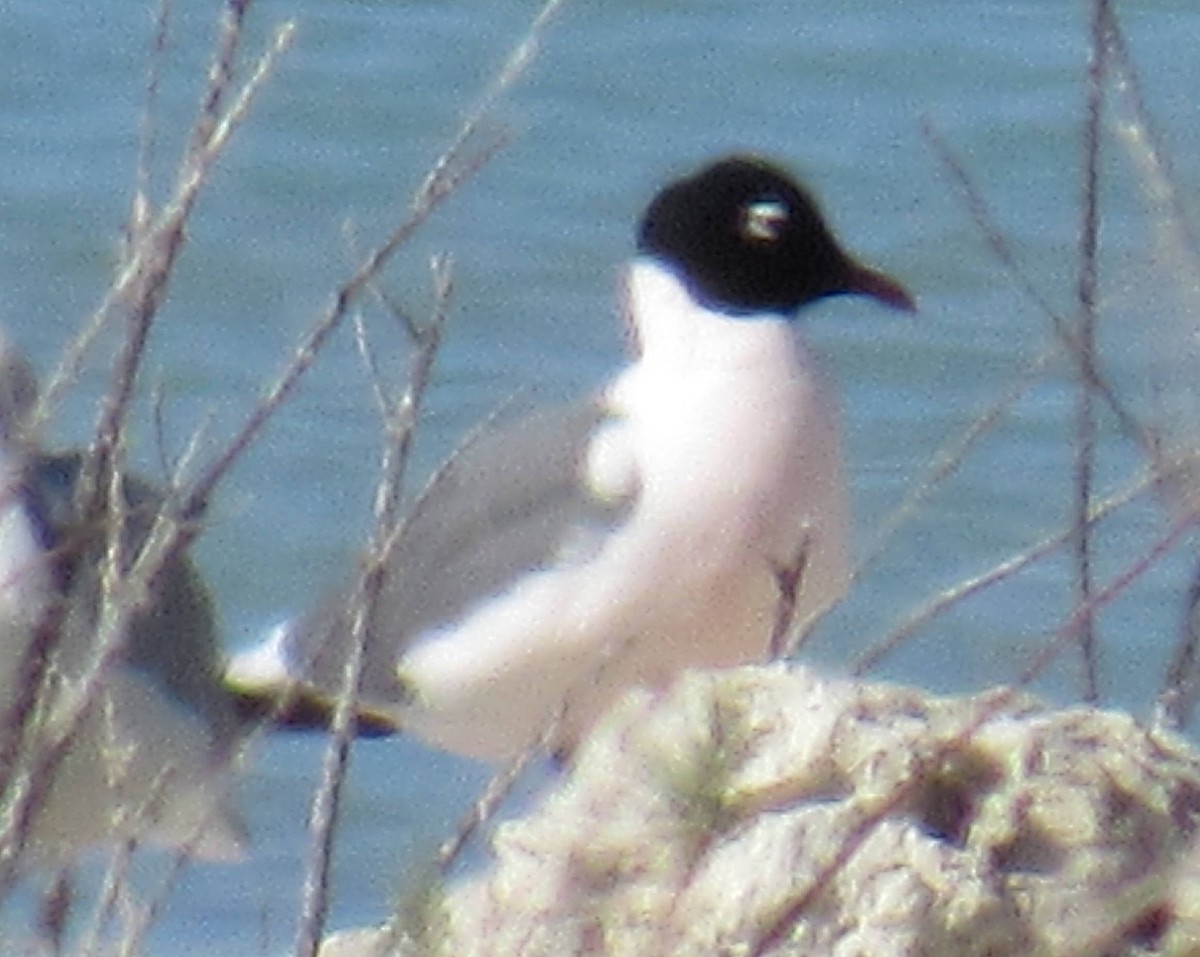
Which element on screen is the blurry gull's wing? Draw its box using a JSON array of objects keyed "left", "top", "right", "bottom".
[
  {"left": 27, "top": 453, "right": 243, "bottom": 743},
  {"left": 1, "top": 448, "right": 247, "bottom": 863},
  {"left": 226, "top": 398, "right": 636, "bottom": 731}
]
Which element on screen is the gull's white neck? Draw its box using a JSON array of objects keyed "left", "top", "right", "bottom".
[{"left": 619, "top": 259, "right": 803, "bottom": 378}]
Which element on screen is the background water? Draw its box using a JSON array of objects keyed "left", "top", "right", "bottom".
[{"left": 3, "top": 0, "right": 1200, "bottom": 952}]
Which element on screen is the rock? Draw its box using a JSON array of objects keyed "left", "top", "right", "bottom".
[{"left": 324, "top": 665, "right": 1200, "bottom": 957}]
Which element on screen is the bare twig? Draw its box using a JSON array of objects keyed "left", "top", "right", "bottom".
[
  {"left": 177, "top": 129, "right": 505, "bottom": 534},
  {"left": 1019, "top": 504, "right": 1200, "bottom": 693},
  {"left": 853, "top": 464, "right": 1159, "bottom": 677},
  {"left": 1101, "top": 6, "right": 1200, "bottom": 726},
  {"left": 291, "top": 258, "right": 456, "bottom": 957},
  {"left": 768, "top": 533, "right": 811, "bottom": 660},
  {"left": 923, "top": 121, "right": 1152, "bottom": 451},
  {"left": 75, "top": 840, "right": 137, "bottom": 957},
  {"left": 33, "top": 16, "right": 295, "bottom": 448},
  {"left": 1069, "top": 0, "right": 1112, "bottom": 703},
  {"left": 35, "top": 869, "right": 71, "bottom": 957},
  {"left": 283, "top": 12, "right": 574, "bottom": 949},
  {"left": 127, "top": 0, "right": 172, "bottom": 251},
  {"left": 111, "top": 848, "right": 195, "bottom": 957},
  {"left": 846, "top": 337, "right": 1061, "bottom": 606},
  {"left": 434, "top": 733, "right": 548, "bottom": 878},
  {"left": 844, "top": 120, "right": 1163, "bottom": 676},
  {"left": 1160, "top": 561, "right": 1200, "bottom": 729}
]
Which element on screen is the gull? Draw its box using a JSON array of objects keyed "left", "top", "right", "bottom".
[
  {"left": 0, "top": 333, "right": 246, "bottom": 864},
  {"left": 228, "top": 155, "right": 915, "bottom": 761}
]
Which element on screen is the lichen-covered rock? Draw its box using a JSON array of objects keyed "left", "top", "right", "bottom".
[{"left": 323, "top": 666, "right": 1200, "bottom": 957}]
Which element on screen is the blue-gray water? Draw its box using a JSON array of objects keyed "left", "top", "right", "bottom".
[{"left": 4, "top": 0, "right": 1200, "bottom": 952}]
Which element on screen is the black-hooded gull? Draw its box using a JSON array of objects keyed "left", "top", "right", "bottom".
[{"left": 228, "top": 155, "right": 915, "bottom": 761}]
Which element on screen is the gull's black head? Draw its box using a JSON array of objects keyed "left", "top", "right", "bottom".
[{"left": 637, "top": 155, "right": 915, "bottom": 316}]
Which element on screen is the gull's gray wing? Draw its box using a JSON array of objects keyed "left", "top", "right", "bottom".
[
  {"left": 0, "top": 327, "right": 246, "bottom": 861},
  {"left": 230, "top": 398, "right": 636, "bottom": 729},
  {"left": 0, "top": 451, "right": 247, "bottom": 861},
  {"left": 25, "top": 452, "right": 241, "bottom": 744}
]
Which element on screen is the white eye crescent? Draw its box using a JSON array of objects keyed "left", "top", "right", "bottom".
[{"left": 742, "top": 198, "right": 789, "bottom": 242}]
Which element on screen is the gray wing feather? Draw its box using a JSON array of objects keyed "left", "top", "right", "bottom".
[
  {"left": 283, "top": 398, "right": 636, "bottom": 708},
  {"left": 27, "top": 453, "right": 239, "bottom": 744}
]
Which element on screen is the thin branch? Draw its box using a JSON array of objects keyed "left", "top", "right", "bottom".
[
  {"left": 291, "top": 258, "right": 455, "bottom": 957},
  {"left": 127, "top": 0, "right": 173, "bottom": 253},
  {"left": 177, "top": 129, "right": 506, "bottom": 530},
  {"left": 434, "top": 732, "right": 548, "bottom": 876},
  {"left": 843, "top": 339, "right": 1062, "bottom": 611},
  {"left": 1160, "top": 557, "right": 1200, "bottom": 728},
  {"left": 853, "top": 464, "right": 1158, "bottom": 676},
  {"left": 34, "top": 17, "right": 295, "bottom": 452},
  {"left": 182, "top": 0, "right": 251, "bottom": 170},
  {"left": 1070, "top": 0, "right": 1112, "bottom": 703},
  {"left": 1099, "top": 3, "right": 1200, "bottom": 725},
  {"left": 923, "top": 120, "right": 1151, "bottom": 452},
  {"left": 1018, "top": 502, "right": 1200, "bottom": 693},
  {"left": 1105, "top": 5, "right": 1200, "bottom": 278},
  {"left": 768, "top": 533, "right": 811, "bottom": 660}
]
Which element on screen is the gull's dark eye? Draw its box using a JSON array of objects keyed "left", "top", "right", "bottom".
[{"left": 741, "top": 197, "right": 789, "bottom": 243}]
